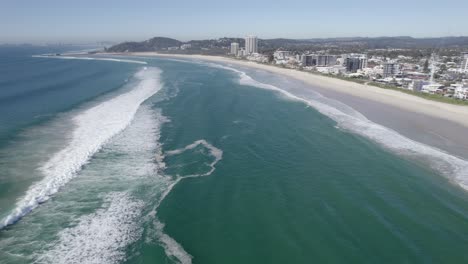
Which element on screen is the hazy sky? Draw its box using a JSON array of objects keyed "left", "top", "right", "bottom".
[{"left": 1, "top": 0, "right": 467, "bottom": 43}]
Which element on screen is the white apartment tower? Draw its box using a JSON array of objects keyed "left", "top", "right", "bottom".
[
  {"left": 462, "top": 52, "right": 468, "bottom": 73},
  {"left": 245, "top": 35, "right": 258, "bottom": 54},
  {"left": 230, "top": 43, "right": 239, "bottom": 55},
  {"left": 383, "top": 62, "right": 399, "bottom": 78}
]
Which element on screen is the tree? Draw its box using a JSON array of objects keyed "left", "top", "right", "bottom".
[
  {"left": 439, "top": 64, "right": 447, "bottom": 73},
  {"left": 423, "top": 59, "right": 430, "bottom": 73},
  {"left": 268, "top": 54, "right": 275, "bottom": 64}
]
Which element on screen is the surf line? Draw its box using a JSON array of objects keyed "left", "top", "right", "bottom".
[
  {"left": 150, "top": 139, "right": 223, "bottom": 264},
  {"left": 159, "top": 139, "right": 223, "bottom": 203},
  {"left": 32, "top": 55, "right": 148, "bottom": 65},
  {"left": 202, "top": 62, "right": 468, "bottom": 191}
]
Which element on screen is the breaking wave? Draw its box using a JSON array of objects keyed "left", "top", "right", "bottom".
[
  {"left": 0, "top": 67, "right": 163, "bottom": 229},
  {"left": 32, "top": 55, "right": 147, "bottom": 65},
  {"left": 211, "top": 63, "right": 468, "bottom": 191},
  {"left": 36, "top": 192, "right": 144, "bottom": 264}
]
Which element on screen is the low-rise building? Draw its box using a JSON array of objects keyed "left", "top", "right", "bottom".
[
  {"left": 410, "top": 80, "right": 428, "bottom": 92},
  {"left": 180, "top": 44, "right": 192, "bottom": 50},
  {"left": 274, "top": 50, "right": 291, "bottom": 60},
  {"left": 454, "top": 86, "right": 468, "bottom": 99},
  {"left": 421, "top": 83, "right": 444, "bottom": 94},
  {"left": 237, "top": 48, "right": 246, "bottom": 57}
]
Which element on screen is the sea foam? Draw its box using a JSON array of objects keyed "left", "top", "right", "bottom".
[
  {"left": 0, "top": 67, "right": 163, "bottom": 229},
  {"left": 146, "top": 139, "right": 223, "bottom": 264},
  {"left": 210, "top": 63, "right": 468, "bottom": 190},
  {"left": 36, "top": 192, "right": 144, "bottom": 264}
]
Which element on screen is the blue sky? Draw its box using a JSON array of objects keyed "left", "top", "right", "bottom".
[{"left": 1, "top": 0, "right": 467, "bottom": 43}]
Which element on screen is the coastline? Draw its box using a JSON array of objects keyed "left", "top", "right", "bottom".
[{"left": 117, "top": 52, "right": 468, "bottom": 129}]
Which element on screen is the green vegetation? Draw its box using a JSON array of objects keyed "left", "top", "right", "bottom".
[
  {"left": 312, "top": 72, "right": 468, "bottom": 106},
  {"left": 366, "top": 82, "right": 468, "bottom": 105},
  {"left": 423, "top": 59, "right": 430, "bottom": 73}
]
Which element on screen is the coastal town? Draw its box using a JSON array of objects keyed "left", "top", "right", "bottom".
[{"left": 228, "top": 36, "right": 468, "bottom": 101}]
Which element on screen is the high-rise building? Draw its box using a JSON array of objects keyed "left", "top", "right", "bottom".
[
  {"left": 230, "top": 43, "right": 239, "bottom": 55},
  {"left": 383, "top": 62, "right": 399, "bottom": 78},
  {"left": 245, "top": 35, "right": 258, "bottom": 54},
  {"left": 316, "top": 55, "right": 337, "bottom": 67},
  {"left": 304, "top": 55, "right": 317, "bottom": 66},
  {"left": 345, "top": 57, "right": 367, "bottom": 72},
  {"left": 462, "top": 52, "right": 468, "bottom": 72},
  {"left": 343, "top": 54, "right": 367, "bottom": 72}
]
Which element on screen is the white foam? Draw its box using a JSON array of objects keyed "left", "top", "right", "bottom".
[
  {"left": 154, "top": 219, "right": 193, "bottom": 264},
  {"left": 30, "top": 107, "right": 170, "bottom": 264},
  {"left": 32, "top": 55, "right": 147, "bottom": 65},
  {"left": 0, "top": 67, "right": 163, "bottom": 229},
  {"left": 36, "top": 192, "right": 144, "bottom": 264},
  {"left": 166, "top": 139, "right": 223, "bottom": 177},
  {"left": 211, "top": 63, "right": 468, "bottom": 190},
  {"left": 147, "top": 139, "right": 223, "bottom": 264}
]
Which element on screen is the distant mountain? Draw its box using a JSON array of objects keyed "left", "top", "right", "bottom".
[
  {"left": 107, "top": 36, "right": 468, "bottom": 53},
  {"left": 188, "top": 37, "right": 245, "bottom": 49},
  {"left": 107, "top": 37, "right": 182, "bottom": 52},
  {"left": 260, "top": 36, "right": 468, "bottom": 49}
]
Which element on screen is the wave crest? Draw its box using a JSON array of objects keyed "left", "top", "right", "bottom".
[
  {"left": 0, "top": 67, "right": 163, "bottom": 229},
  {"left": 211, "top": 63, "right": 468, "bottom": 190},
  {"left": 32, "top": 55, "right": 147, "bottom": 65}
]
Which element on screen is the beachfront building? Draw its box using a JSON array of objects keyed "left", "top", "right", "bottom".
[
  {"left": 383, "top": 62, "right": 399, "bottom": 78},
  {"left": 180, "top": 44, "right": 192, "bottom": 50},
  {"left": 421, "top": 83, "right": 444, "bottom": 94},
  {"left": 301, "top": 54, "right": 337, "bottom": 67},
  {"left": 345, "top": 56, "right": 367, "bottom": 73},
  {"left": 230, "top": 43, "right": 239, "bottom": 55},
  {"left": 274, "top": 50, "right": 291, "bottom": 60},
  {"left": 454, "top": 86, "right": 468, "bottom": 100},
  {"left": 316, "top": 55, "right": 337, "bottom": 67},
  {"left": 304, "top": 54, "right": 317, "bottom": 66},
  {"left": 247, "top": 53, "right": 269, "bottom": 63},
  {"left": 245, "top": 35, "right": 258, "bottom": 54},
  {"left": 316, "top": 66, "right": 347, "bottom": 75},
  {"left": 237, "top": 48, "right": 246, "bottom": 57},
  {"left": 410, "top": 80, "right": 429, "bottom": 92},
  {"left": 342, "top": 54, "right": 367, "bottom": 72}
]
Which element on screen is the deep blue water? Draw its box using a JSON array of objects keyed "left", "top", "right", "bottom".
[{"left": 0, "top": 46, "right": 137, "bottom": 144}]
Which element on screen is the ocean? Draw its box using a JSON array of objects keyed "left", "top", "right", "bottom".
[{"left": 1, "top": 47, "right": 468, "bottom": 264}]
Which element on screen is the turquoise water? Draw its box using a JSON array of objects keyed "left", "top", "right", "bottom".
[{"left": 1, "top": 48, "right": 468, "bottom": 263}]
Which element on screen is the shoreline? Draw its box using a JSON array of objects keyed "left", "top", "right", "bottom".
[{"left": 112, "top": 52, "right": 468, "bottom": 129}]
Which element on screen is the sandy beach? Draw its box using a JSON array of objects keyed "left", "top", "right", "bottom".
[{"left": 124, "top": 52, "right": 468, "bottom": 128}]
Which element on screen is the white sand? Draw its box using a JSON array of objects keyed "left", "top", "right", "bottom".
[{"left": 123, "top": 52, "right": 468, "bottom": 128}]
